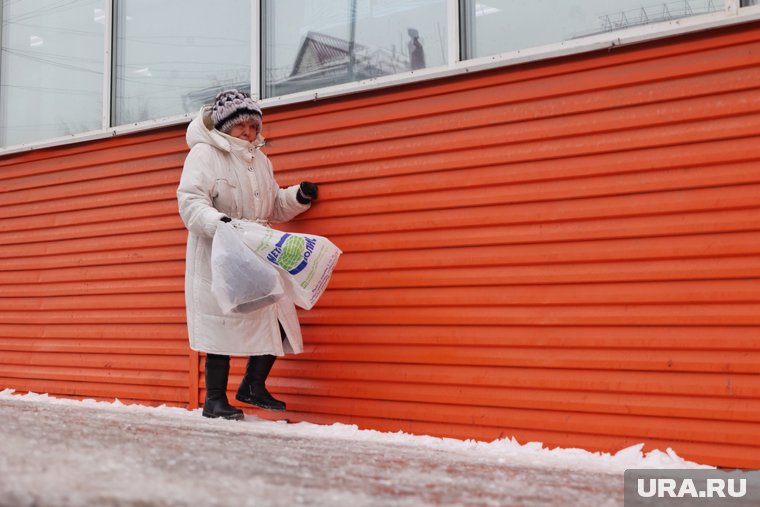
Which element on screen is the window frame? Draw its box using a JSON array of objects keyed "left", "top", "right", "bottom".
[
  {"left": 103, "top": 0, "right": 113, "bottom": 131},
  {"left": 1, "top": 0, "right": 759, "bottom": 155}
]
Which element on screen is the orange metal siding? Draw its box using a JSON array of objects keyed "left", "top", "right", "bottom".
[
  {"left": 2, "top": 22, "right": 760, "bottom": 468},
  {"left": 0, "top": 130, "right": 191, "bottom": 406},
  {"left": 255, "top": 22, "right": 760, "bottom": 468}
]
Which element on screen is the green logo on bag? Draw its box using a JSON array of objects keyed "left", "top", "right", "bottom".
[
  {"left": 276, "top": 235, "right": 305, "bottom": 271},
  {"left": 267, "top": 233, "right": 317, "bottom": 275}
]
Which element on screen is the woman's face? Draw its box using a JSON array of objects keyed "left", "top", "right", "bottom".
[{"left": 227, "top": 119, "right": 259, "bottom": 142}]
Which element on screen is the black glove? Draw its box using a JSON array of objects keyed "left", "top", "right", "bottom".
[
  {"left": 220, "top": 216, "right": 232, "bottom": 223},
  {"left": 297, "top": 181, "right": 318, "bottom": 204}
]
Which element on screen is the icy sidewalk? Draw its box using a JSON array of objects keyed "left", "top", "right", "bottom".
[{"left": 0, "top": 391, "right": 706, "bottom": 507}]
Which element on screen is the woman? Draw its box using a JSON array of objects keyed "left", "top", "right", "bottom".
[{"left": 177, "top": 89, "right": 318, "bottom": 420}]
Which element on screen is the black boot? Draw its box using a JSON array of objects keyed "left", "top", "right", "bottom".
[
  {"left": 203, "top": 354, "right": 244, "bottom": 420},
  {"left": 236, "top": 355, "right": 286, "bottom": 411}
]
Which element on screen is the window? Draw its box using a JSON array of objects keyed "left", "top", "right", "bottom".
[
  {"left": 461, "top": 0, "right": 726, "bottom": 59},
  {"left": 262, "top": 0, "right": 448, "bottom": 98},
  {"left": 1, "top": 0, "right": 757, "bottom": 151},
  {"left": 0, "top": 0, "right": 104, "bottom": 147},
  {"left": 112, "top": 0, "right": 250, "bottom": 125}
]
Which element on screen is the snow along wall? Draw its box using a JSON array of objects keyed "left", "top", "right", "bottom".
[{"left": 1, "top": 21, "right": 760, "bottom": 468}]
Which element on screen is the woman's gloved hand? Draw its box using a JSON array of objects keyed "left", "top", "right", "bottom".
[{"left": 297, "top": 181, "right": 318, "bottom": 204}]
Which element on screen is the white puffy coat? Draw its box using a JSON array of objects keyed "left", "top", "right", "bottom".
[{"left": 177, "top": 107, "right": 310, "bottom": 356}]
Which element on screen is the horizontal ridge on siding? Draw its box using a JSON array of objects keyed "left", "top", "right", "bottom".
[
  {"left": 299, "top": 325, "right": 760, "bottom": 349},
  {"left": 0, "top": 377, "right": 188, "bottom": 405},
  {"left": 329, "top": 256, "right": 760, "bottom": 288},
  {"left": 269, "top": 377, "right": 760, "bottom": 423},
  {"left": 271, "top": 361, "right": 760, "bottom": 397},
  {"left": 292, "top": 345, "right": 760, "bottom": 373}
]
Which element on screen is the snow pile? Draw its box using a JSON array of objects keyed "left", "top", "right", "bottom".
[{"left": 0, "top": 388, "right": 710, "bottom": 472}]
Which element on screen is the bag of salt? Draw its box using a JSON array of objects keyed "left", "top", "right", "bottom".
[{"left": 210, "top": 222, "right": 284, "bottom": 314}]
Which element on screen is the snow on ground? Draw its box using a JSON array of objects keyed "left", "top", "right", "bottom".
[
  {"left": 0, "top": 389, "right": 709, "bottom": 506},
  {"left": 0, "top": 389, "right": 707, "bottom": 472}
]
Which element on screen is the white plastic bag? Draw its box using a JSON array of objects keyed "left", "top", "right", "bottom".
[
  {"left": 232, "top": 220, "right": 342, "bottom": 310},
  {"left": 211, "top": 222, "right": 284, "bottom": 314}
]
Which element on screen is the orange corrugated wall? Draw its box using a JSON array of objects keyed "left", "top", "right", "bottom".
[
  {"left": 2, "top": 22, "right": 760, "bottom": 468},
  {"left": 0, "top": 130, "right": 195, "bottom": 407}
]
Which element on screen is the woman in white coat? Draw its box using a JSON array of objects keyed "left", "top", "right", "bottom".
[{"left": 177, "top": 89, "right": 318, "bottom": 420}]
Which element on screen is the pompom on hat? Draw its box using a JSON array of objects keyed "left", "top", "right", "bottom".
[{"left": 212, "top": 89, "right": 262, "bottom": 134}]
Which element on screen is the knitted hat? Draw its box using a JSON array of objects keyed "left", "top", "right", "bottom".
[{"left": 212, "top": 89, "right": 262, "bottom": 134}]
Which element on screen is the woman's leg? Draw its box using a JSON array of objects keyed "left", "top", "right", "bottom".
[
  {"left": 235, "top": 324, "right": 287, "bottom": 411},
  {"left": 203, "top": 353, "right": 244, "bottom": 420}
]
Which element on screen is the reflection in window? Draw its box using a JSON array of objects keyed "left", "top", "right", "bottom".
[
  {"left": 112, "top": 0, "right": 250, "bottom": 126},
  {"left": 263, "top": 0, "right": 448, "bottom": 98},
  {"left": 0, "top": 0, "right": 104, "bottom": 147},
  {"left": 461, "top": 0, "right": 726, "bottom": 59}
]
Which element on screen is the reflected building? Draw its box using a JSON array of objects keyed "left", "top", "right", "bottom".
[{"left": 269, "top": 31, "right": 411, "bottom": 96}]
